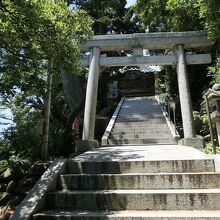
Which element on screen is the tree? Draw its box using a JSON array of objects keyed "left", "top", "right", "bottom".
[
  {"left": 198, "top": 0, "right": 220, "bottom": 84},
  {"left": 0, "top": 0, "right": 93, "bottom": 160},
  {"left": 70, "top": 0, "right": 143, "bottom": 34},
  {"left": 134, "top": 0, "right": 204, "bottom": 32},
  {"left": 197, "top": 0, "right": 220, "bottom": 40},
  {"left": 133, "top": 0, "right": 219, "bottom": 136}
]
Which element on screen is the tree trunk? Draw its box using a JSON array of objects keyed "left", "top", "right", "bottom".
[
  {"left": 60, "top": 67, "right": 85, "bottom": 112},
  {"left": 41, "top": 59, "right": 53, "bottom": 160}
]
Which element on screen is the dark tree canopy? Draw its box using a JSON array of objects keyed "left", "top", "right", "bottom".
[{"left": 69, "top": 0, "right": 143, "bottom": 34}]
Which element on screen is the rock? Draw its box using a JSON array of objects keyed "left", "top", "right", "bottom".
[
  {"left": 15, "top": 178, "right": 35, "bottom": 195},
  {"left": 0, "top": 165, "right": 26, "bottom": 183},
  {"left": 6, "top": 181, "right": 17, "bottom": 194},
  {"left": 7, "top": 195, "right": 24, "bottom": 207},
  {"left": 18, "top": 160, "right": 31, "bottom": 171},
  {"left": 0, "top": 214, "right": 10, "bottom": 220},
  {"left": 212, "top": 83, "right": 220, "bottom": 91},
  {"left": 29, "top": 163, "right": 50, "bottom": 176},
  {"left": 0, "top": 210, "right": 11, "bottom": 220},
  {"left": 0, "top": 183, "right": 7, "bottom": 192},
  {"left": 0, "top": 192, "right": 13, "bottom": 206}
]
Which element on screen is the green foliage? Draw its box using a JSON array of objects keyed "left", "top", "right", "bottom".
[
  {"left": 0, "top": 0, "right": 93, "bottom": 107},
  {"left": 0, "top": 93, "right": 43, "bottom": 161},
  {"left": 197, "top": 0, "right": 220, "bottom": 39},
  {"left": 0, "top": 160, "right": 8, "bottom": 172},
  {"left": 134, "top": 0, "right": 220, "bottom": 39},
  {"left": 166, "top": 0, "right": 204, "bottom": 31},
  {"left": 195, "top": 113, "right": 219, "bottom": 155},
  {"left": 0, "top": 136, "right": 26, "bottom": 172},
  {"left": 134, "top": 0, "right": 203, "bottom": 32},
  {"left": 0, "top": 0, "right": 93, "bottom": 161},
  {"left": 0, "top": 0, "right": 93, "bottom": 75},
  {"left": 199, "top": 114, "right": 210, "bottom": 136},
  {"left": 208, "top": 63, "right": 220, "bottom": 84},
  {"left": 11, "top": 93, "right": 42, "bottom": 154},
  {"left": 155, "top": 66, "right": 178, "bottom": 100},
  {"left": 135, "top": 0, "right": 219, "bottom": 130},
  {"left": 73, "top": 0, "right": 143, "bottom": 34},
  {"left": 203, "top": 142, "right": 220, "bottom": 154},
  {"left": 134, "top": 0, "right": 169, "bottom": 32},
  {"left": 0, "top": 137, "right": 10, "bottom": 162}
]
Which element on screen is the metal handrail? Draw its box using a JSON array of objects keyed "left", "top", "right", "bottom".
[
  {"left": 155, "top": 85, "right": 177, "bottom": 132},
  {"left": 204, "top": 94, "right": 216, "bottom": 154},
  {"left": 201, "top": 88, "right": 220, "bottom": 154}
]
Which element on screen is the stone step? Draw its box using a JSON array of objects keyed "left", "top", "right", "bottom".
[
  {"left": 117, "top": 114, "right": 163, "bottom": 117},
  {"left": 116, "top": 116, "right": 165, "bottom": 120},
  {"left": 67, "top": 159, "right": 215, "bottom": 174},
  {"left": 115, "top": 119, "right": 166, "bottom": 123},
  {"left": 107, "top": 138, "right": 176, "bottom": 145},
  {"left": 59, "top": 172, "right": 220, "bottom": 190},
  {"left": 111, "top": 130, "right": 172, "bottom": 135},
  {"left": 109, "top": 134, "right": 172, "bottom": 139},
  {"left": 45, "top": 189, "right": 220, "bottom": 211},
  {"left": 115, "top": 118, "right": 166, "bottom": 123},
  {"left": 113, "top": 123, "right": 168, "bottom": 129},
  {"left": 112, "top": 126, "right": 169, "bottom": 132},
  {"left": 113, "top": 128, "right": 169, "bottom": 132},
  {"left": 119, "top": 108, "right": 160, "bottom": 110},
  {"left": 118, "top": 109, "right": 162, "bottom": 113},
  {"left": 118, "top": 113, "right": 162, "bottom": 116},
  {"left": 33, "top": 210, "right": 220, "bottom": 220}
]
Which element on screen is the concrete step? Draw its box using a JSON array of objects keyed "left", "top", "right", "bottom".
[
  {"left": 109, "top": 134, "right": 172, "bottom": 139},
  {"left": 45, "top": 189, "right": 220, "bottom": 211},
  {"left": 107, "top": 138, "right": 176, "bottom": 145},
  {"left": 59, "top": 172, "right": 220, "bottom": 190},
  {"left": 67, "top": 159, "right": 215, "bottom": 174},
  {"left": 33, "top": 210, "right": 220, "bottom": 220}
]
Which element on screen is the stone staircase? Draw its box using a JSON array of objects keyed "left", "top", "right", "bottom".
[
  {"left": 32, "top": 146, "right": 220, "bottom": 219},
  {"left": 107, "top": 96, "right": 177, "bottom": 145},
  {"left": 11, "top": 96, "right": 220, "bottom": 219}
]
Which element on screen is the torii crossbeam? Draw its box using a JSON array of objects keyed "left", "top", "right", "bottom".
[{"left": 78, "top": 31, "right": 215, "bottom": 150}]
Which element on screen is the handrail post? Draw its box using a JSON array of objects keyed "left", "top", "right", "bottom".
[
  {"left": 205, "top": 94, "right": 216, "bottom": 154},
  {"left": 168, "top": 99, "right": 171, "bottom": 121},
  {"left": 173, "top": 103, "right": 177, "bottom": 135}
]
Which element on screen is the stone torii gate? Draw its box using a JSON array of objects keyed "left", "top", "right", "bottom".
[{"left": 78, "top": 31, "right": 214, "bottom": 150}]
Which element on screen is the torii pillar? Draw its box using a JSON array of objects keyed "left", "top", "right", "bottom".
[
  {"left": 77, "top": 31, "right": 213, "bottom": 151},
  {"left": 175, "top": 44, "right": 203, "bottom": 148},
  {"left": 75, "top": 47, "right": 100, "bottom": 154},
  {"left": 175, "top": 44, "right": 195, "bottom": 138}
]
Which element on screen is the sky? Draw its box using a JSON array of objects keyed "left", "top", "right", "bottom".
[{"left": 126, "top": 0, "right": 136, "bottom": 7}]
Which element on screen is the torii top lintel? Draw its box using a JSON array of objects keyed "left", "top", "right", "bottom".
[{"left": 79, "top": 31, "right": 214, "bottom": 52}]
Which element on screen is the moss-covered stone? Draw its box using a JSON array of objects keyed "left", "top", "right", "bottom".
[
  {"left": 0, "top": 166, "right": 25, "bottom": 183},
  {"left": 0, "top": 183, "right": 7, "bottom": 192},
  {"left": 0, "top": 192, "right": 13, "bottom": 206},
  {"left": 6, "top": 181, "right": 17, "bottom": 194}
]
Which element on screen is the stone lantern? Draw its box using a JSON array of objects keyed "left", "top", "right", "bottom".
[{"left": 206, "top": 84, "right": 220, "bottom": 146}]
